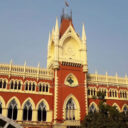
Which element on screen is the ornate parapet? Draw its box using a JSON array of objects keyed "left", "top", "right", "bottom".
[
  {"left": 0, "top": 64, "right": 54, "bottom": 80},
  {"left": 87, "top": 73, "right": 128, "bottom": 87}
]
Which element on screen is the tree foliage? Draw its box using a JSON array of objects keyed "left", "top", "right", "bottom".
[{"left": 81, "top": 92, "right": 128, "bottom": 128}]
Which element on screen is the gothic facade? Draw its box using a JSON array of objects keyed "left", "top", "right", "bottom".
[{"left": 0, "top": 13, "right": 128, "bottom": 128}]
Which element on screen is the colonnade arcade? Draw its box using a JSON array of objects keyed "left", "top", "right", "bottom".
[{"left": 0, "top": 96, "right": 52, "bottom": 122}]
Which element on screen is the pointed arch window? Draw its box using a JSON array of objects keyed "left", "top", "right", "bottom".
[
  {"left": 0, "top": 102, "right": 2, "bottom": 114},
  {"left": 38, "top": 102, "right": 47, "bottom": 121},
  {"left": 89, "top": 103, "right": 97, "bottom": 113},
  {"left": 23, "top": 100, "right": 32, "bottom": 121},
  {"left": 66, "top": 98, "right": 75, "bottom": 120},
  {"left": 7, "top": 99, "right": 18, "bottom": 120}
]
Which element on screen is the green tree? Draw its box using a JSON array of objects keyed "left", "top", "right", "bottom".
[{"left": 81, "top": 92, "right": 128, "bottom": 128}]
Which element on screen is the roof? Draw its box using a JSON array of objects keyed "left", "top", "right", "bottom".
[{"left": 59, "top": 16, "right": 74, "bottom": 38}]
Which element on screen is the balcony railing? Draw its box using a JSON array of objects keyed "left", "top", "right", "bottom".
[
  {"left": 0, "top": 63, "right": 54, "bottom": 80},
  {"left": 88, "top": 72, "right": 128, "bottom": 87}
]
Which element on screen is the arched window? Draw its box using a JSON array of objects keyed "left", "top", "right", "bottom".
[
  {"left": 123, "top": 105, "right": 128, "bottom": 114},
  {"left": 89, "top": 103, "right": 97, "bottom": 113},
  {"left": 23, "top": 100, "right": 32, "bottom": 121},
  {"left": 7, "top": 99, "right": 18, "bottom": 120},
  {"left": 38, "top": 102, "right": 47, "bottom": 121},
  {"left": 66, "top": 98, "right": 75, "bottom": 120},
  {"left": 0, "top": 102, "right": 2, "bottom": 114}
]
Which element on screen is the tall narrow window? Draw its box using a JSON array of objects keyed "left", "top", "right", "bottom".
[
  {"left": 3, "top": 80, "right": 6, "bottom": 88},
  {"left": 38, "top": 102, "right": 47, "bottom": 121},
  {"left": 43, "top": 85, "right": 45, "bottom": 92},
  {"left": 18, "top": 81, "right": 21, "bottom": 90},
  {"left": 115, "top": 91, "right": 117, "bottom": 97},
  {"left": 46, "top": 85, "right": 48, "bottom": 92},
  {"left": 120, "top": 92, "right": 122, "bottom": 98},
  {"left": 32, "top": 83, "right": 35, "bottom": 91},
  {"left": 39, "top": 84, "right": 42, "bottom": 92},
  {"left": 0, "top": 80, "right": 2, "bottom": 88},
  {"left": 66, "top": 98, "right": 75, "bottom": 120},
  {"left": 88, "top": 89, "right": 90, "bottom": 95},
  {"left": 29, "top": 83, "right": 31, "bottom": 91},
  {"left": 23, "top": 100, "right": 32, "bottom": 121},
  {"left": 14, "top": 81, "right": 17, "bottom": 89},
  {"left": 0, "top": 102, "right": 2, "bottom": 114},
  {"left": 109, "top": 90, "right": 112, "bottom": 97},
  {"left": 11, "top": 81, "right": 14, "bottom": 89},
  {"left": 7, "top": 99, "right": 17, "bottom": 120},
  {"left": 25, "top": 83, "right": 28, "bottom": 90}
]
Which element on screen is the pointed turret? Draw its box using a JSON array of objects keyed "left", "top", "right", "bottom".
[
  {"left": 82, "top": 24, "right": 87, "bottom": 42},
  {"left": 82, "top": 24, "right": 88, "bottom": 72},
  {"left": 55, "top": 17, "right": 59, "bottom": 35}
]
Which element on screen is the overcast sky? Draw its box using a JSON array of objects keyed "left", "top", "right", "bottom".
[{"left": 0, "top": 0, "right": 128, "bottom": 77}]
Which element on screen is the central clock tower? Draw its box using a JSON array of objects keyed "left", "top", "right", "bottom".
[{"left": 47, "top": 12, "right": 88, "bottom": 127}]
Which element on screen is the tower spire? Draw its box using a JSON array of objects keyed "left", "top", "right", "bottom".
[
  {"left": 55, "top": 17, "right": 59, "bottom": 35},
  {"left": 82, "top": 24, "right": 87, "bottom": 41}
]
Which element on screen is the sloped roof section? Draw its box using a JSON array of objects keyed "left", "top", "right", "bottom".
[{"left": 59, "top": 15, "right": 74, "bottom": 38}]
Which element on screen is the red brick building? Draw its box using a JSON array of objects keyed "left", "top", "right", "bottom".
[{"left": 0, "top": 12, "right": 127, "bottom": 128}]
